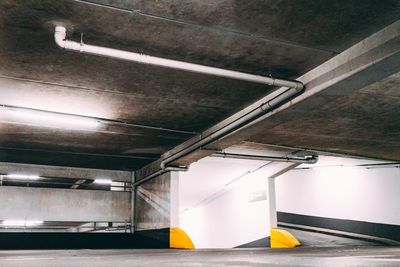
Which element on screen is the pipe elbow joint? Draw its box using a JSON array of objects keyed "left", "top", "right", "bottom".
[
  {"left": 54, "top": 35, "right": 66, "bottom": 49},
  {"left": 160, "top": 161, "right": 166, "bottom": 170},
  {"left": 54, "top": 26, "right": 82, "bottom": 51},
  {"left": 54, "top": 26, "right": 67, "bottom": 48},
  {"left": 294, "top": 81, "right": 305, "bottom": 92},
  {"left": 306, "top": 155, "right": 318, "bottom": 164}
]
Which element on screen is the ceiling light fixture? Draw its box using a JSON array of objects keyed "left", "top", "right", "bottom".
[
  {"left": 8, "top": 108, "right": 100, "bottom": 130},
  {"left": 5, "top": 174, "right": 41, "bottom": 180},
  {"left": 2, "top": 220, "right": 43, "bottom": 226},
  {"left": 94, "top": 179, "right": 113, "bottom": 185}
]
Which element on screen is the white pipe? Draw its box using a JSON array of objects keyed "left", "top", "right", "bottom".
[
  {"left": 54, "top": 26, "right": 303, "bottom": 89},
  {"left": 212, "top": 152, "right": 318, "bottom": 164},
  {"left": 159, "top": 85, "right": 304, "bottom": 169}
]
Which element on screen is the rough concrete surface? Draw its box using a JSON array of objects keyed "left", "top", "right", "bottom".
[
  {"left": 0, "top": 0, "right": 399, "bottom": 169},
  {"left": 0, "top": 247, "right": 399, "bottom": 267}
]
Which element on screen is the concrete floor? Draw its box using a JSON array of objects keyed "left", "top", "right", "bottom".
[
  {"left": 0, "top": 247, "right": 399, "bottom": 267},
  {"left": 0, "top": 230, "right": 397, "bottom": 266},
  {"left": 284, "top": 228, "right": 383, "bottom": 247}
]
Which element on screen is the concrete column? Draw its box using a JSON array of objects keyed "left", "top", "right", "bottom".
[
  {"left": 170, "top": 171, "right": 180, "bottom": 228},
  {"left": 268, "top": 177, "right": 277, "bottom": 228},
  {"left": 266, "top": 163, "right": 301, "bottom": 230},
  {"left": 135, "top": 171, "right": 179, "bottom": 230},
  {"left": 131, "top": 171, "right": 136, "bottom": 233}
]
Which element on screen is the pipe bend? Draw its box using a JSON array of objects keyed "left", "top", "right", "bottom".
[
  {"left": 295, "top": 81, "right": 305, "bottom": 91},
  {"left": 53, "top": 24, "right": 305, "bottom": 173},
  {"left": 54, "top": 26, "right": 82, "bottom": 51},
  {"left": 54, "top": 26, "right": 67, "bottom": 49},
  {"left": 305, "top": 155, "right": 318, "bottom": 164}
]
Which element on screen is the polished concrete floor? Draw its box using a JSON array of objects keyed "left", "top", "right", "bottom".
[
  {"left": 0, "top": 247, "right": 399, "bottom": 266},
  {"left": 283, "top": 228, "right": 383, "bottom": 247},
  {"left": 0, "top": 230, "right": 398, "bottom": 266}
]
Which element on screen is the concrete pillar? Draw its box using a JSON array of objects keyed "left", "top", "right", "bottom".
[
  {"left": 131, "top": 171, "right": 136, "bottom": 233},
  {"left": 170, "top": 171, "right": 180, "bottom": 228},
  {"left": 266, "top": 163, "right": 301, "bottom": 230},
  {"left": 268, "top": 177, "right": 277, "bottom": 228},
  {"left": 134, "top": 171, "right": 179, "bottom": 230}
]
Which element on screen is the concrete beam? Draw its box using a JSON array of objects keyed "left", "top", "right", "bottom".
[
  {"left": 0, "top": 162, "right": 132, "bottom": 182},
  {"left": 0, "top": 187, "right": 130, "bottom": 222},
  {"left": 137, "top": 20, "right": 400, "bottom": 180}
]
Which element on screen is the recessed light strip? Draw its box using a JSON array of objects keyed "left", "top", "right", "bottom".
[
  {"left": 2, "top": 220, "right": 43, "bottom": 226},
  {"left": 4, "top": 174, "right": 41, "bottom": 180},
  {"left": 94, "top": 179, "right": 113, "bottom": 185},
  {"left": 0, "top": 104, "right": 197, "bottom": 134}
]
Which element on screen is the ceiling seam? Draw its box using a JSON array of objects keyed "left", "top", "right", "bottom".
[
  {"left": 72, "top": 0, "right": 340, "bottom": 55},
  {"left": 0, "top": 75, "right": 237, "bottom": 108}
]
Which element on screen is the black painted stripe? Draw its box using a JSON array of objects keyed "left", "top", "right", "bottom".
[
  {"left": 0, "top": 228, "right": 170, "bottom": 249},
  {"left": 277, "top": 212, "right": 400, "bottom": 242}
]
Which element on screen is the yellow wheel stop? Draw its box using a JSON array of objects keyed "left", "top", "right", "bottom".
[
  {"left": 170, "top": 227, "right": 195, "bottom": 249},
  {"left": 270, "top": 228, "right": 301, "bottom": 248}
]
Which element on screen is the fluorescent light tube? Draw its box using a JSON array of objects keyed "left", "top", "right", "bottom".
[
  {"left": 8, "top": 108, "right": 100, "bottom": 130},
  {"left": 94, "top": 179, "right": 113, "bottom": 185},
  {"left": 2, "top": 220, "right": 43, "bottom": 226},
  {"left": 5, "top": 174, "right": 41, "bottom": 180}
]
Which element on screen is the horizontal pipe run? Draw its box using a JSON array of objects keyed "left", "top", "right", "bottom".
[
  {"left": 159, "top": 85, "right": 304, "bottom": 169},
  {"left": 54, "top": 26, "right": 303, "bottom": 89},
  {"left": 133, "top": 166, "right": 188, "bottom": 187},
  {"left": 53, "top": 25, "right": 305, "bottom": 175},
  {"left": 211, "top": 152, "right": 318, "bottom": 164}
]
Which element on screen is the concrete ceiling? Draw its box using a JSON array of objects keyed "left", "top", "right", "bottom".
[
  {"left": 0, "top": 0, "right": 399, "bottom": 170},
  {"left": 250, "top": 71, "right": 400, "bottom": 160}
]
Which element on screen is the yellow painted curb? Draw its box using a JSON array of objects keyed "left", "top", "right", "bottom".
[
  {"left": 270, "top": 228, "right": 301, "bottom": 248},
  {"left": 170, "top": 227, "right": 195, "bottom": 249}
]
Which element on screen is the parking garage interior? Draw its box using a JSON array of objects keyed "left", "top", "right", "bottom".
[{"left": 0, "top": 0, "right": 399, "bottom": 266}]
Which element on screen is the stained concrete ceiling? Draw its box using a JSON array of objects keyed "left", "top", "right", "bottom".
[
  {"left": 0, "top": 0, "right": 399, "bottom": 170},
  {"left": 250, "top": 72, "right": 400, "bottom": 160}
]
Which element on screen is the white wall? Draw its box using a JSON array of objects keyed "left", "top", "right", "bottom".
[
  {"left": 178, "top": 157, "right": 272, "bottom": 248},
  {"left": 180, "top": 185, "right": 269, "bottom": 248},
  {"left": 177, "top": 154, "right": 400, "bottom": 248},
  {"left": 276, "top": 164, "right": 400, "bottom": 225}
]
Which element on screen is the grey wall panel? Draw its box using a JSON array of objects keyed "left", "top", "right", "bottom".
[
  {"left": 0, "top": 187, "right": 131, "bottom": 222},
  {"left": 0, "top": 162, "right": 133, "bottom": 182},
  {"left": 135, "top": 172, "right": 171, "bottom": 230}
]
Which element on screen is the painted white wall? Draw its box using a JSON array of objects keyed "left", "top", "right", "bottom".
[
  {"left": 178, "top": 154, "right": 400, "bottom": 248},
  {"left": 276, "top": 164, "right": 400, "bottom": 225},
  {"left": 178, "top": 157, "right": 273, "bottom": 248},
  {"left": 178, "top": 157, "right": 299, "bottom": 248},
  {"left": 180, "top": 184, "right": 269, "bottom": 248}
]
